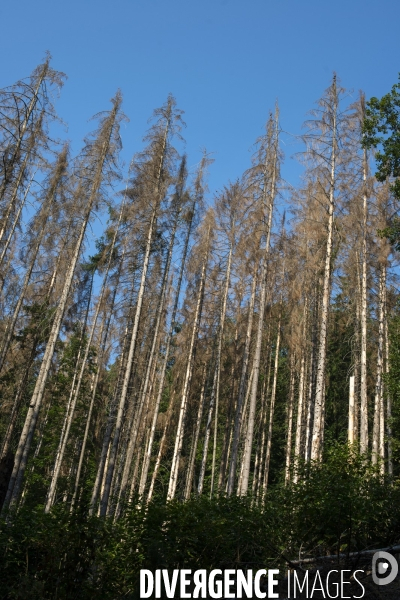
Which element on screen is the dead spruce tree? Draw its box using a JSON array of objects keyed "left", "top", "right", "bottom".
[
  {"left": 1, "top": 92, "right": 124, "bottom": 513},
  {"left": 97, "top": 95, "right": 184, "bottom": 517},
  {"left": 0, "top": 55, "right": 64, "bottom": 264},
  {"left": 239, "top": 107, "right": 280, "bottom": 495},
  {"left": 167, "top": 209, "right": 214, "bottom": 501},
  {"left": 300, "top": 75, "right": 351, "bottom": 461}
]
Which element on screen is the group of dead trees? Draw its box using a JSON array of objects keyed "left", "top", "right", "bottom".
[{"left": 0, "top": 58, "right": 398, "bottom": 518}]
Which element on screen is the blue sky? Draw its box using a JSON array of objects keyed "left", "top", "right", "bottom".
[{"left": 1, "top": 0, "right": 399, "bottom": 205}]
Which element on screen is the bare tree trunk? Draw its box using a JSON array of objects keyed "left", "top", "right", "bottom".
[
  {"left": 348, "top": 376, "right": 355, "bottom": 444},
  {"left": 0, "top": 59, "right": 49, "bottom": 235},
  {"left": 45, "top": 271, "right": 94, "bottom": 511},
  {"left": 167, "top": 226, "right": 210, "bottom": 501},
  {"left": 385, "top": 313, "right": 393, "bottom": 476},
  {"left": 372, "top": 265, "right": 385, "bottom": 468},
  {"left": 0, "top": 150, "right": 67, "bottom": 369},
  {"left": 236, "top": 365, "right": 254, "bottom": 495},
  {"left": 99, "top": 117, "right": 171, "bottom": 516},
  {"left": 137, "top": 210, "right": 195, "bottom": 499},
  {"left": 360, "top": 147, "right": 369, "bottom": 453},
  {"left": 354, "top": 256, "right": 361, "bottom": 446},
  {"left": 123, "top": 184, "right": 186, "bottom": 503},
  {"left": 0, "top": 167, "right": 36, "bottom": 276},
  {"left": 305, "top": 289, "right": 318, "bottom": 463},
  {"left": 184, "top": 366, "right": 207, "bottom": 500},
  {"left": 45, "top": 205, "right": 126, "bottom": 512},
  {"left": 89, "top": 272, "right": 138, "bottom": 514},
  {"left": 70, "top": 252, "right": 126, "bottom": 512},
  {"left": 240, "top": 111, "right": 279, "bottom": 495},
  {"left": 254, "top": 350, "right": 272, "bottom": 500},
  {"left": 285, "top": 353, "right": 296, "bottom": 484},
  {"left": 310, "top": 83, "right": 338, "bottom": 460},
  {"left": 117, "top": 326, "right": 161, "bottom": 513},
  {"left": 197, "top": 243, "right": 233, "bottom": 496},
  {"left": 293, "top": 299, "right": 308, "bottom": 481},
  {"left": 146, "top": 389, "right": 176, "bottom": 503},
  {"left": 217, "top": 322, "right": 239, "bottom": 493},
  {"left": 227, "top": 266, "right": 257, "bottom": 495},
  {"left": 260, "top": 306, "right": 282, "bottom": 498},
  {"left": 2, "top": 98, "right": 121, "bottom": 513}
]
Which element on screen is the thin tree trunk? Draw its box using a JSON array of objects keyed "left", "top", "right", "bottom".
[
  {"left": 2, "top": 100, "right": 120, "bottom": 513},
  {"left": 99, "top": 120, "right": 170, "bottom": 517},
  {"left": 45, "top": 271, "right": 94, "bottom": 511},
  {"left": 305, "top": 290, "right": 319, "bottom": 463},
  {"left": 260, "top": 306, "right": 282, "bottom": 498},
  {"left": 184, "top": 366, "right": 207, "bottom": 500},
  {"left": 293, "top": 299, "right": 308, "bottom": 480},
  {"left": 0, "top": 154, "right": 66, "bottom": 369},
  {"left": 45, "top": 207, "right": 126, "bottom": 513},
  {"left": 372, "top": 265, "right": 385, "bottom": 467},
  {"left": 167, "top": 227, "right": 210, "bottom": 501},
  {"left": 217, "top": 322, "right": 239, "bottom": 493},
  {"left": 0, "top": 59, "right": 49, "bottom": 227},
  {"left": 146, "top": 389, "right": 176, "bottom": 503},
  {"left": 70, "top": 248, "right": 125, "bottom": 512},
  {"left": 227, "top": 266, "right": 257, "bottom": 495},
  {"left": 197, "top": 243, "right": 233, "bottom": 496},
  {"left": 121, "top": 195, "right": 183, "bottom": 505},
  {"left": 0, "top": 167, "right": 36, "bottom": 276},
  {"left": 254, "top": 350, "right": 273, "bottom": 500},
  {"left": 310, "top": 76, "right": 338, "bottom": 461},
  {"left": 137, "top": 198, "right": 195, "bottom": 500},
  {"left": 240, "top": 112, "right": 279, "bottom": 495},
  {"left": 360, "top": 147, "right": 369, "bottom": 453},
  {"left": 385, "top": 313, "right": 393, "bottom": 476},
  {"left": 348, "top": 376, "right": 355, "bottom": 444},
  {"left": 284, "top": 353, "right": 296, "bottom": 484}
]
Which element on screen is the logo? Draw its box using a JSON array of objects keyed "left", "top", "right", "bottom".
[{"left": 372, "top": 551, "right": 398, "bottom": 586}]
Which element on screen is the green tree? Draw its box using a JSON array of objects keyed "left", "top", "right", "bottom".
[{"left": 363, "top": 77, "right": 400, "bottom": 248}]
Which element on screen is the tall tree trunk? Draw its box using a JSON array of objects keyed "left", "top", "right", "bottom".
[
  {"left": 121, "top": 181, "right": 186, "bottom": 504},
  {"left": 285, "top": 353, "right": 296, "bottom": 483},
  {"left": 0, "top": 165, "right": 36, "bottom": 273},
  {"left": 197, "top": 242, "right": 233, "bottom": 496},
  {"left": 260, "top": 305, "right": 282, "bottom": 497},
  {"left": 227, "top": 266, "right": 257, "bottom": 495},
  {"left": 372, "top": 265, "right": 385, "bottom": 467},
  {"left": 310, "top": 76, "right": 338, "bottom": 461},
  {"left": 385, "top": 314, "right": 393, "bottom": 476},
  {"left": 348, "top": 376, "right": 355, "bottom": 444},
  {"left": 240, "top": 111, "right": 279, "bottom": 495},
  {"left": 45, "top": 271, "right": 94, "bottom": 511},
  {"left": 167, "top": 225, "right": 211, "bottom": 501},
  {"left": 0, "top": 149, "right": 67, "bottom": 370},
  {"left": 99, "top": 121, "right": 170, "bottom": 517},
  {"left": 45, "top": 204, "right": 126, "bottom": 512},
  {"left": 146, "top": 389, "right": 176, "bottom": 503},
  {"left": 137, "top": 199, "right": 195, "bottom": 499},
  {"left": 0, "top": 59, "right": 49, "bottom": 225},
  {"left": 70, "top": 246, "right": 125, "bottom": 512},
  {"left": 360, "top": 147, "right": 369, "bottom": 453},
  {"left": 184, "top": 365, "right": 207, "bottom": 500},
  {"left": 2, "top": 97, "right": 121, "bottom": 513},
  {"left": 293, "top": 298, "right": 308, "bottom": 480}
]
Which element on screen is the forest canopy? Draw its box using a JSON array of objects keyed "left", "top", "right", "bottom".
[{"left": 0, "top": 57, "right": 400, "bottom": 599}]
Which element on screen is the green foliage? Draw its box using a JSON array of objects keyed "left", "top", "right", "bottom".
[
  {"left": 363, "top": 75, "right": 400, "bottom": 199},
  {"left": 384, "top": 308, "right": 400, "bottom": 473},
  {"left": 281, "top": 445, "right": 400, "bottom": 558},
  {"left": 363, "top": 76, "right": 400, "bottom": 250},
  {"left": 1, "top": 445, "right": 399, "bottom": 599}
]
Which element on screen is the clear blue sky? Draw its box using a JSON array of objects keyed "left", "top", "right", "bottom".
[{"left": 1, "top": 0, "right": 399, "bottom": 201}]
